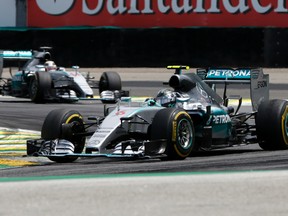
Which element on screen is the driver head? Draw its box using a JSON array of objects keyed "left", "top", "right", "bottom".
[
  {"left": 44, "top": 60, "right": 57, "bottom": 71},
  {"left": 155, "top": 89, "right": 177, "bottom": 107}
]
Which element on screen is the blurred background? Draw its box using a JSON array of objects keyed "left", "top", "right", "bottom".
[{"left": 0, "top": 0, "right": 287, "bottom": 68}]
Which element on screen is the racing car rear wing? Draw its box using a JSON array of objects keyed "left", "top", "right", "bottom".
[
  {"left": 196, "top": 68, "right": 269, "bottom": 111},
  {"left": 0, "top": 50, "right": 32, "bottom": 78},
  {"left": 197, "top": 68, "right": 251, "bottom": 83}
]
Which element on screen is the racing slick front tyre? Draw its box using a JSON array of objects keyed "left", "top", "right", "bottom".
[
  {"left": 256, "top": 99, "right": 288, "bottom": 150},
  {"left": 41, "top": 109, "right": 86, "bottom": 163},
  {"left": 29, "top": 71, "right": 51, "bottom": 103},
  {"left": 99, "top": 71, "right": 122, "bottom": 94},
  {"left": 151, "top": 108, "right": 195, "bottom": 160}
]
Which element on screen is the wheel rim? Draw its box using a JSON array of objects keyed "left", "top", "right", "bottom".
[
  {"left": 285, "top": 114, "right": 288, "bottom": 138},
  {"left": 64, "top": 114, "right": 85, "bottom": 152},
  {"left": 30, "top": 80, "right": 38, "bottom": 97},
  {"left": 177, "top": 119, "right": 193, "bottom": 149},
  {"left": 282, "top": 105, "right": 288, "bottom": 145}
]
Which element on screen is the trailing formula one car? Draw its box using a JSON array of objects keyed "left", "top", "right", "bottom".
[
  {"left": 27, "top": 65, "right": 288, "bottom": 163},
  {"left": 0, "top": 47, "right": 126, "bottom": 103}
]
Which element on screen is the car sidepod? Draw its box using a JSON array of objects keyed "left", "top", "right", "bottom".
[
  {"left": 210, "top": 106, "right": 232, "bottom": 140},
  {"left": 188, "top": 105, "right": 232, "bottom": 149}
]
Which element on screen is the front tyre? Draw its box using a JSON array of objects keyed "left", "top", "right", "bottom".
[
  {"left": 151, "top": 108, "right": 195, "bottom": 160},
  {"left": 29, "top": 72, "right": 51, "bottom": 103},
  {"left": 41, "top": 109, "right": 86, "bottom": 162},
  {"left": 99, "top": 71, "right": 122, "bottom": 94},
  {"left": 256, "top": 99, "right": 288, "bottom": 150}
]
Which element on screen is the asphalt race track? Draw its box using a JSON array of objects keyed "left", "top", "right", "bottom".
[{"left": 1, "top": 69, "right": 288, "bottom": 216}]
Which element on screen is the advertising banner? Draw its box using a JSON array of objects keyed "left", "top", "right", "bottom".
[{"left": 27, "top": 0, "right": 288, "bottom": 28}]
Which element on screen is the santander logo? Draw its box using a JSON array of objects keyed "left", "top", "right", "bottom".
[
  {"left": 36, "top": 0, "right": 75, "bottom": 15},
  {"left": 35, "top": 0, "right": 288, "bottom": 16},
  {"left": 28, "top": 0, "right": 288, "bottom": 28}
]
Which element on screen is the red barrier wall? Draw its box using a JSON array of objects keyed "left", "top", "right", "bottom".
[{"left": 28, "top": 0, "right": 288, "bottom": 28}]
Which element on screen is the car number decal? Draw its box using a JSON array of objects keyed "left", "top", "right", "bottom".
[{"left": 116, "top": 111, "right": 126, "bottom": 116}]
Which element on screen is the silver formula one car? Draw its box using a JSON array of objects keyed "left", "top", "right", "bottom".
[
  {"left": 0, "top": 47, "right": 126, "bottom": 103},
  {"left": 27, "top": 66, "right": 288, "bottom": 163}
]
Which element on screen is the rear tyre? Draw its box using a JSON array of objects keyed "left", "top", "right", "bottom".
[
  {"left": 29, "top": 72, "right": 51, "bottom": 103},
  {"left": 99, "top": 71, "right": 122, "bottom": 94},
  {"left": 41, "top": 109, "right": 86, "bottom": 163},
  {"left": 151, "top": 108, "right": 195, "bottom": 160},
  {"left": 256, "top": 99, "right": 288, "bottom": 150}
]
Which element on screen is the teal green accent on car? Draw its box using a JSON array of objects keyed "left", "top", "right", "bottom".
[
  {"left": 207, "top": 69, "right": 251, "bottom": 80},
  {"left": 211, "top": 106, "right": 232, "bottom": 139},
  {"left": 1, "top": 51, "right": 32, "bottom": 59},
  {"left": 11, "top": 72, "right": 24, "bottom": 91}
]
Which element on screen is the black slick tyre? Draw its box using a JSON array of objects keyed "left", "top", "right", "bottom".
[
  {"left": 256, "top": 99, "right": 288, "bottom": 150},
  {"left": 99, "top": 71, "right": 122, "bottom": 94},
  {"left": 151, "top": 108, "right": 195, "bottom": 160},
  {"left": 41, "top": 109, "right": 86, "bottom": 163},
  {"left": 29, "top": 71, "right": 51, "bottom": 103}
]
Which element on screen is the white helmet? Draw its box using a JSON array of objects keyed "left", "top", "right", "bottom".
[
  {"left": 155, "top": 89, "right": 177, "bottom": 107},
  {"left": 44, "top": 61, "right": 57, "bottom": 71}
]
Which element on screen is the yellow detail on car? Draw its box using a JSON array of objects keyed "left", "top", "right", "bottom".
[
  {"left": 65, "top": 114, "right": 82, "bottom": 124},
  {"left": 167, "top": 65, "right": 190, "bottom": 70},
  {"left": 281, "top": 105, "right": 288, "bottom": 145}
]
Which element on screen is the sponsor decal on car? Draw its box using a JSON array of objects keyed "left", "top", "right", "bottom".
[
  {"left": 207, "top": 69, "right": 251, "bottom": 80},
  {"left": 1, "top": 51, "right": 32, "bottom": 59},
  {"left": 257, "top": 81, "right": 268, "bottom": 89},
  {"left": 212, "top": 114, "right": 231, "bottom": 124}
]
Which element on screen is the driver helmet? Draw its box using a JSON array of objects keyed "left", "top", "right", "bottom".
[
  {"left": 155, "top": 89, "right": 177, "bottom": 107},
  {"left": 44, "top": 60, "right": 57, "bottom": 71}
]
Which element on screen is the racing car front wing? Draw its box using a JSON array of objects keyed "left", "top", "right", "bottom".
[{"left": 26, "top": 138, "right": 167, "bottom": 159}]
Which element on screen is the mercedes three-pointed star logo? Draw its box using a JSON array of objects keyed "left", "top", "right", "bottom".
[{"left": 36, "top": 0, "right": 75, "bottom": 15}]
